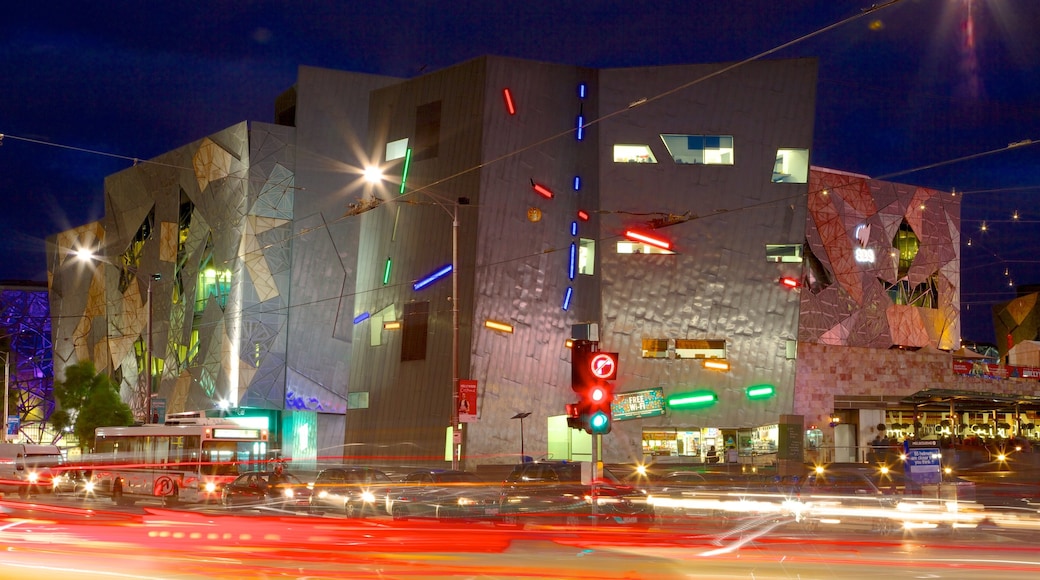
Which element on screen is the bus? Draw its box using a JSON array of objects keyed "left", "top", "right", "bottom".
[{"left": 89, "top": 412, "right": 269, "bottom": 505}]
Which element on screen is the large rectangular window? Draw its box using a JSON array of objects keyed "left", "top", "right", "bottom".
[
  {"left": 413, "top": 101, "right": 441, "bottom": 161},
  {"left": 661, "top": 134, "right": 733, "bottom": 165},
  {"left": 578, "top": 238, "right": 596, "bottom": 275},
  {"left": 401, "top": 301, "right": 430, "bottom": 361},
  {"left": 612, "top": 144, "right": 658, "bottom": 163}
]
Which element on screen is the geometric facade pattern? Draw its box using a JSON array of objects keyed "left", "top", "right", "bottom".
[
  {"left": 0, "top": 283, "right": 55, "bottom": 443},
  {"left": 993, "top": 290, "right": 1040, "bottom": 360},
  {"left": 800, "top": 168, "right": 960, "bottom": 350}
]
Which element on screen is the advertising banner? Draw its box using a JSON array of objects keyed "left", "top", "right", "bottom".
[{"left": 458, "top": 380, "right": 478, "bottom": 423}]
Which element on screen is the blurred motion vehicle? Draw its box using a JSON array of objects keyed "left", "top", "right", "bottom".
[
  {"left": 0, "top": 443, "right": 65, "bottom": 498},
  {"left": 647, "top": 470, "right": 784, "bottom": 523},
  {"left": 90, "top": 412, "right": 270, "bottom": 506},
  {"left": 497, "top": 460, "right": 653, "bottom": 527},
  {"left": 387, "top": 469, "right": 499, "bottom": 521},
  {"left": 221, "top": 467, "right": 313, "bottom": 510},
  {"left": 309, "top": 466, "right": 394, "bottom": 517},
  {"left": 793, "top": 465, "right": 982, "bottom": 533}
]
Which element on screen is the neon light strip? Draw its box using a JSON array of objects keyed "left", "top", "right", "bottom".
[
  {"left": 577, "top": 210, "right": 589, "bottom": 221},
  {"left": 624, "top": 230, "right": 671, "bottom": 250},
  {"left": 502, "top": 88, "right": 516, "bottom": 115},
  {"left": 399, "top": 148, "right": 412, "bottom": 194},
  {"left": 383, "top": 320, "right": 401, "bottom": 330},
  {"left": 532, "top": 183, "right": 554, "bottom": 199},
  {"left": 573, "top": 176, "right": 581, "bottom": 190},
  {"left": 704, "top": 360, "right": 730, "bottom": 371},
  {"left": 562, "top": 286, "right": 573, "bottom": 311},
  {"left": 669, "top": 393, "right": 717, "bottom": 406},
  {"left": 780, "top": 277, "right": 799, "bottom": 289},
  {"left": 353, "top": 312, "right": 370, "bottom": 324},
  {"left": 746, "top": 385, "right": 775, "bottom": 398},
  {"left": 570, "top": 221, "right": 578, "bottom": 237},
  {"left": 383, "top": 258, "right": 392, "bottom": 285},
  {"left": 576, "top": 115, "right": 584, "bottom": 141},
  {"left": 413, "top": 264, "right": 452, "bottom": 290},
  {"left": 578, "top": 83, "right": 586, "bottom": 99},
  {"left": 484, "top": 319, "right": 514, "bottom": 333},
  {"left": 568, "top": 242, "right": 576, "bottom": 280}
]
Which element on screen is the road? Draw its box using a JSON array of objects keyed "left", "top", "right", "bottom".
[{"left": 3, "top": 488, "right": 1040, "bottom": 579}]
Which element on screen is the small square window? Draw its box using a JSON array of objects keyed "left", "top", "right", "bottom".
[
  {"left": 772, "top": 148, "right": 809, "bottom": 183},
  {"left": 642, "top": 339, "right": 669, "bottom": 359},
  {"left": 385, "top": 138, "right": 409, "bottom": 162}
]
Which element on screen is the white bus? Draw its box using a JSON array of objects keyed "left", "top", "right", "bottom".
[{"left": 90, "top": 412, "right": 269, "bottom": 505}]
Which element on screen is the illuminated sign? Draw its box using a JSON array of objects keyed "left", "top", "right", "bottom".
[
  {"left": 212, "top": 428, "right": 262, "bottom": 440},
  {"left": 612, "top": 388, "right": 666, "bottom": 420}
]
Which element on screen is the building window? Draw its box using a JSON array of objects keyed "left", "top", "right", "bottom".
[
  {"left": 617, "top": 240, "right": 674, "bottom": 255},
  {"left": 675, "top": 339, "right": 727, "bottom": 360},
  {"left": 385, "top": 138, "right": 409, "bottom": 162},
  {"left": 804, "top": 243, "right": 833, "bottom": 295},
  {"left": 641, "top": 339, "right": 669, "bottom": 359},
  {"left": 661, "top": 134, "right": 733, "bottom": 165},
  {"left": 401, "top": 301, "right": 430, "bottom": 361},
  {"left": 765, "top": 244, "right": 803, "bottom": 263},
  {"left": 772, "top": 148, "right": 809, "bottom": 183},
  {"left": 371, "top": 304, "right": 397, "bottom": 347},
  {"left": 612, "top": 144, "right": 657, "bottom": 163},
  {"left": 893, "top": 219, "right": 920, "bottom": 279},
  {"left": 578, "top": 238, "right": 596, "bottom": 275},
  {"left": 348, "top": 391, "right": 370, "bottom": 410},
  {"left": 413, "top": 101, "right": 441, "bottom": 162}
]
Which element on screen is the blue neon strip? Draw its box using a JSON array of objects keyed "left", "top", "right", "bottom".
[
  {"left": 578, "top": 83, "right": 586, "bottom": 99},
  {"left": 573, "top": 176, "right": 581, "bottom": 191},
  {"left": 571, "top": 221, "right": 577, "bottom": 237},
  {"left": 562, "top": 286, "right": 573, "bottom": 311},
  {"left": 413, "top": 264, "right": 453, "bottom": 290},
  {"left": 568, "top": 242, "right": 577, "bottom": 280},
  {"left": 353, "top": 312, "right": 371, "bottom": 324},
  {"left": 576, "top": 115, "right": 584, "bottom": 141}
]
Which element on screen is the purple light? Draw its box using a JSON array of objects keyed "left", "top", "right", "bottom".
[{"left": 413, "top": 264, "right": 453, "bottom": 290}]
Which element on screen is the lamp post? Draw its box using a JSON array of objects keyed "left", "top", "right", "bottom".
[
  {"left": 145, "top": 273, "right": 161, "bottom": 423},
  {"left": 2, "top": 351, "right": 10, "bottom": 442},
  {"left": 511, "top": 412, "right": 531, "bottom": 463}
]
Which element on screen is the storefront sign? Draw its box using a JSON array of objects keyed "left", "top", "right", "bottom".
[
  {"left": 952, "top": 360, "right": 1040, "bottom": 380},
  {"left": 612, "top": 388, "right": 665, "bottom": 420}
]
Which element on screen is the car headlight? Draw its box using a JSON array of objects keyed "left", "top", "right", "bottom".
[
  {"left": 283, "top": 488, "right": 295, "bottom": 499},
  {"left": 457, "top": 497, "right": 474, "bottom": 506},
  {"left": 28, "top": 472, "right": 39, "bottom": 484},
  {"left": 84, "top": 481, "right": 96, "bottom": 493},
  {"left": 204, "top": 482, "right": 217, "bottom": 493},
  {"left": 361, "top": 491, "right": 375, "bottom": 503}
]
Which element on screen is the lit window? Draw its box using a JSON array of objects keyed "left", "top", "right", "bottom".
[
  {"left": 772, "top": 148, "right": 809, "bottom": 183},
  {"left": 371, "top": 304, "right": 397, "bottom": 346},
  {"left": 642, "top": 339, "right": 669, "bottom": 359},
  {"left": 578, "top": 238, "right": 596, "bottom": 275},
  {"left": 766, "top": 244, "right": 803, "bottom": 263},
  {"left": 660, "top": 134, "right": 733, "bottom": 165},
  {"left": 675, "top": 339, "right": 727, "bottom": 360},
  {"left": 385, "top": 138, "right": 409, "bottom": 162},
  {"left": 616, "top": 241, "right": 674, "bottom": 255},
  {"left": 613, "top": 144, "right": 658, "bottom": 164}
]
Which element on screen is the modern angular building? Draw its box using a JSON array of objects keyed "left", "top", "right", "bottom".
[{"left": 49, "top": 55, "right": 988, "bottom": 469}]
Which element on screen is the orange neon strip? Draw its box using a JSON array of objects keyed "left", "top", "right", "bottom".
[{"left": 503, "top": 88, "right": 516, "bottom": 115}]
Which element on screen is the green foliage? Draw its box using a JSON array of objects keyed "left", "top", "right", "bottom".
[{"left": 53, "top": 361, "right": 134, "bottom": 451}]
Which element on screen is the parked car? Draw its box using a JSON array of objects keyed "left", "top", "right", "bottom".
[
  {"left": 221, "top": 469, "right": 313, "bottom": 511},
  {"left": 387, "top": 469, "right": 499, "bottom": 521},
  {"left": 497, "top": 461, "right": 653, "bottom": 527},
  {"left": 309, "top": 466, "right": 394, "bottom": 517}
]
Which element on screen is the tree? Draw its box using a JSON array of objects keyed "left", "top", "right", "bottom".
[{"left": 51, "top": 361, "right": 133, "bottom": 451}]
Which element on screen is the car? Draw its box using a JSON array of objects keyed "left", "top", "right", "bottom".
[
  {"left": 221, "top": 469, "right": 313, "bottom": 511},
  {"left": 387, "top": 469, "right": 499, "bottom": 521},
  {"left": 497, "top": 460, "right": 653, "bottom": 527},
  {"left": 647, "top": 470, "right": 785, "bottom": 523},
  {"left": 309, "top": 466, "right": 394, "bottom": 517}
]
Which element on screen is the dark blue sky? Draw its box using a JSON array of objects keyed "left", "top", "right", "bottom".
[{"left": 2, "top": 1, "right": 1038, "bottom": 343}]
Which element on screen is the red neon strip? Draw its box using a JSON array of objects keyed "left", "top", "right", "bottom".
[
  {"left": 577, "top": 210, "right": 590, "bottom": 221},
  {"left": 624, "top": 229, "right": 670, "bottom": 250},
  {"left": 532, "top": 183, "right": 554, "bottom": 199},
  {"left": 780, "top": 277, "right": 800, "bottom": 288},
  {"left": 503, "top": 88, "right": 516, "bottom": 115}
]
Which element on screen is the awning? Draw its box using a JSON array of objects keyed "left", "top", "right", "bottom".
[{"left": 901, "top": 388, "right": 1040, "bottom": 412}]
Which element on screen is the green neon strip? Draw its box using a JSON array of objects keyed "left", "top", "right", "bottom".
[
  {"left": 746, "top": 385, "right": 775, "bottom": 399},
  {"left": 667, "top": 391, "right": 718, "bottom": 408},
  {"left": 399, "top": 148, "right": 412, "bottom": 195},
  {"left": 383, "top": 257, "right": 392, "bottom": 285}
]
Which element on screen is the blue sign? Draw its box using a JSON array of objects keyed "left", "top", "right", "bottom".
[
  {"left": 6, "top": 415, "right": 19, "bottom": 436},
  {"left": 903, "top": 440, "right": 942, "bottom": 485}
]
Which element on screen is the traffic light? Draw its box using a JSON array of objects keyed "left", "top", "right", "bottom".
[{"left": 570, "top": 342, "right": 618, "bottom": 435}]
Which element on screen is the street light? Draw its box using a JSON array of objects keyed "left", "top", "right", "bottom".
[
  {"left": 511, "top": 412, "right": 531, "bottom": 463},
  {"left": 2, "top": 351, "right": 10, "bottom": 442},
  {"left": 146, "top": 273, "right": 161, "bottom": 423}
]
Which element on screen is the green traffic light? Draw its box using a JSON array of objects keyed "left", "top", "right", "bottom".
[{"left": 588, "top": 411, "right": 611, "bottom": 434}]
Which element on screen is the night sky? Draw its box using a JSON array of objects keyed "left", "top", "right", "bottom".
[{"left": 2, "top": 1, "right": 1038, "bottom": 344}]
